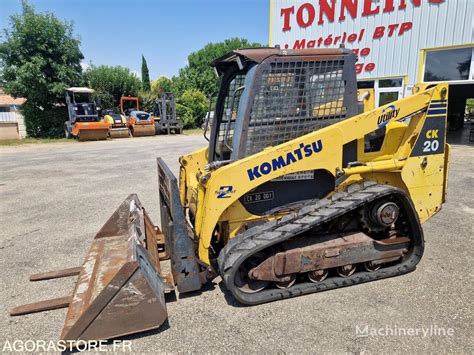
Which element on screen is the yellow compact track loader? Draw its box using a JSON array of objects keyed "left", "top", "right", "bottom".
[{"left": 12, "top": 48, "right": 450, "bottom": 342}]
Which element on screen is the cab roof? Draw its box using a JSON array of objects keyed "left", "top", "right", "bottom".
[
  {"left": 66, "top": 87, "right": 95, "bottom": 94},
  {"left": 211, "top": 47, "right": 352, "bottom": 75}
]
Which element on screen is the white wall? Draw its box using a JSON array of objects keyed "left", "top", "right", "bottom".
[
  {"left": 0, "top": 111, "right": 26, "bottom": 139},
  {"left": 270, "top": 0, "right": 474, "bottom": 85},
  {"left": 0, "top": 112, "right": 18, "bottom": 122}
]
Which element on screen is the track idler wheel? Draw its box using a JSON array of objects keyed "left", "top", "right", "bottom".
[
  {"left": 360, "top": 199, "right": 400, "bottom": 233},
  {"left": 236, "top": 252, "right": 269, "bottom": 293}
]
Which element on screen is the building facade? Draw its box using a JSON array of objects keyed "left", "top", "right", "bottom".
[
  {"left": 0, "top": 89, "right": 26, "bottom": 139},
  {"left": 269, "top": 0, "right": 473, "bottom": 128}
]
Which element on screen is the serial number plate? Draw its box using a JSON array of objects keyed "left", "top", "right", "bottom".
[
  {"left": 273, "top": 170, "right": 315, "bottom": 181},
  {"left": 243, "top": 191, "right": 274, "bottom": 204}
]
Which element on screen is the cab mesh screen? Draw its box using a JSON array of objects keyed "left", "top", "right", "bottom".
[{"left": 244, "top": 58, "right": 347, "bottom": 156}]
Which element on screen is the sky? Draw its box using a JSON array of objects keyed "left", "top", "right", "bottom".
[{"left": 0, "top": 0, "right": 270, "bottom": 78}]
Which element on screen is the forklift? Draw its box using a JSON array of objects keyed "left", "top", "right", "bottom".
[{"left": 153, "top": 92, "right": 183, "bottom": 134}]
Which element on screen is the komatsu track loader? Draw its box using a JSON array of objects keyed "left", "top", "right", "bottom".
[{"left": 12, "top": 48, "right": 450, "bottom": 342}]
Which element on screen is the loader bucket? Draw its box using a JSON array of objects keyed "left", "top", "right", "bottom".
[
  {"left": 61, "top": 194, "right": 170, "bottom": 341},
  {"left": 109, "top": 127, "right": 130, "bottom": 139},
  {"left": 10, "top": 194, "right": 172, "bottom": 342},
  {"left": 132, "top": 124, "right": 156, "bottom": 137}
]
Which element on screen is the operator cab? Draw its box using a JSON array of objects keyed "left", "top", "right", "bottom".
[
  {"left": 120, "top": 97, "right": 141, "bottom": 118},
  {"left": 205, "top": 48, "right": 358, "bottom": 163},
  {"left": 65, "top": 87, "right": 100, "bottom": 123}
]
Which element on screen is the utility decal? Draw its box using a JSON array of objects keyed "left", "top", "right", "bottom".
[
  {"left": 247, "top": 140, "right": 323, "bottom": 181},
  {"left": 377, "top": 105, "right": 400, "bottom": 128},
  {"left": 216, "top": 185, "right": 235, "bottom": 199}
]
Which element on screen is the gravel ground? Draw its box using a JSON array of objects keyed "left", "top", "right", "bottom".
[{"left": 0, "top": 134, "right": 472, "bottom": 353}]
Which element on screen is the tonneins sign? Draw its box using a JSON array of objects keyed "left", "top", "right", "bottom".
[{"left": 279, "top": 0, "right": 445, "bottom": 31}]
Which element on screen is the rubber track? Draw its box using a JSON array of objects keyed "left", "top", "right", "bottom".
[{"left": 217, "top": 182, "right": 424, "bottom": 305}]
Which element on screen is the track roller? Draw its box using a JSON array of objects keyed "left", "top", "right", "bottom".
[
  {"left": 336, "top": 264, "right": 356, "bottom": 277},
  {"left": 308, "top": 269, "right": 329, "bottom": 283}
]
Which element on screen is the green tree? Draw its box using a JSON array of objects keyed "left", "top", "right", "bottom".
[
  {"left": 84, "top": 65, "right": 142, "bottom": 110},
  {"left": 176, "top": 89, "right": 207, "bottom": 128},
  {"left": 174, "top": 38, "right": 263, "bottom": 96},
  {"left": 138, "top": 90, "right": 157, "bottom": 113},
  {"left": 0, "top": 0, "right": 83, "bottom": 137},
  {"left": 151, "top": 76, "right": 174, "bottom": 96},
  {"left": 467, "top": 99, "right": 474, "bottom": 112},
  {"left": 141, "top": 55, "right": 151, "bottom": 91}
]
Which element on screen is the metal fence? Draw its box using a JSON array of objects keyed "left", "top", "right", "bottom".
[{"left": 244, "top": 58, "right": 347, "bottom": 156}]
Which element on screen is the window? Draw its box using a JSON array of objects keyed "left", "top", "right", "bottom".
[
  {"left": 379, "top": 78, "right": 403, "bottom": 88},
  {"left": 375, "top": 77, "right": 404, "bottom": 107},
  {"left": 358, "top": 80, "right": 375, "bottom": 89},
  {"left": 74, "top": 93, "right": 92, "bottom": 103},
  {"left": 424, "top": 47, "right": 473, "bottom": 82},
  {"left": 379, "top": 92, "right": 399, "bottom": 106},
  {"left": 136, "top": 113, "right": 150, "bottom": 120},
  {"left": 215, "top": 73, "right": 247, "bottom": 160}
]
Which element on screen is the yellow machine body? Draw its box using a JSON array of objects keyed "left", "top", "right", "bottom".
[
  {"left": 357, "top": 88, "right": 375, "bottom": 112},
  {"left": 181, "top": 84, "right": 449, "bottom": 264}
]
